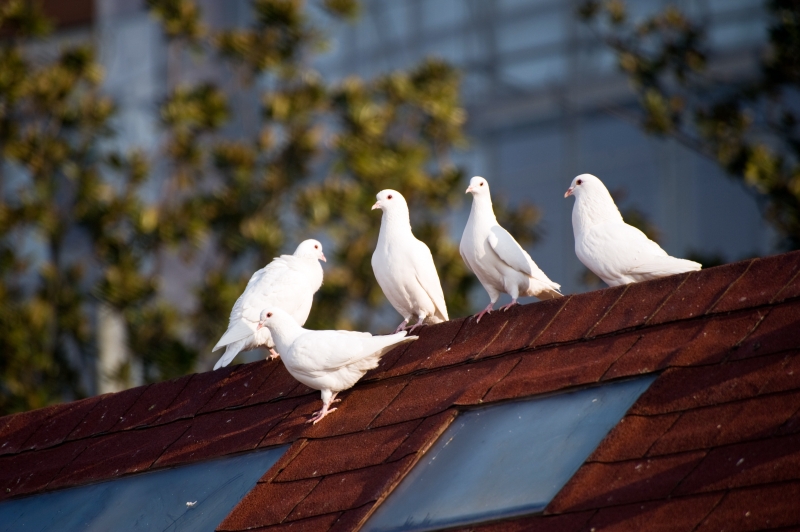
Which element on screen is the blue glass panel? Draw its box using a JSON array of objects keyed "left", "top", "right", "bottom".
[
  {"left": 0, "top": 445, "right": 287, "bottom": 532},
  {"left": 364, "top": 377, "right": 656, "bottom": 532}
]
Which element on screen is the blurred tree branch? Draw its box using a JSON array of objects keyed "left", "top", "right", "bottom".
[
  {"left": 0, "top": 0, "right": 543, "bottom": 413},
  {"left": 579, "top": 0, "right": 800, "bottom": 249}
]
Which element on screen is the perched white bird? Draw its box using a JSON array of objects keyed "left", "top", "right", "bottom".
[
  {"left": 212, "top": 239, "right": 326, "bottom": 370},
  {"left": 461, "top": 176, "right": 562, "bottom": 322},
  {"left": 257, "top": 307, "right": 418, "bottom": 424},
  {"left": 565, "top": 173, "right": 701, "bottom": 286},
  {"left": 371, "top": 189, "right": 449, "bottom": 333}
]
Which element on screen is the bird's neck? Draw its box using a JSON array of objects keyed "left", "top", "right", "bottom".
[
  {"left": 469, "top": 194, "right": 497, "bottom": 226},
  {"left": 572, "top": 192, "right": 623, "bottom": 234},
  {"left": 268, "top": 321, "right": 305, "bottom": 355},
  {"left": 378, "top": 209, "right": 413, "bottom": 243}
]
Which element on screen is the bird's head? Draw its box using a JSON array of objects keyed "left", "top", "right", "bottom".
[
  {"left": 257, "top": 307, "right": 289, "bottom": 330},
  {"left": 564, "top": 173, "right": 604, "bottom": 199},
  {"left": 371, "top": 189, "right": 407, "bottom": 212},
  {"left": 465, "top": 176, "right": 490, "bottom": 196},
  {"left": 294, "top": 239, "right": 326, "bottom": 262}
]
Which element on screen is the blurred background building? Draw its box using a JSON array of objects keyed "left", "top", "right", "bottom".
[
  {"left": 32, "top": 0, "right": 771, "bottom": 392},
  {"left": 56, "top": 0, "right": 771, "bottom": 298},
  {"left": 311, "top": 0, "right": 771, "bottom": 291}
]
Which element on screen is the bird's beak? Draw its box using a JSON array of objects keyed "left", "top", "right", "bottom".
[
  {"left": 465, "top": 186, "right": 474, "bottom": 194},
  {"left": 256, "top": 322, "right": 263, "bottom": 330},
  {"left": 564, "top": 187, "right": 574, "bottom": 198},
  {"left": 320, "top": 253, "right": 327, "bottom": 262},
  {"left": 371, "top": 201, "right": 380, "bottom": 210}
]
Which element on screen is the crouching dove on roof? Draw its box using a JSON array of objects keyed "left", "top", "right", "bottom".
[
  {"left": 212, "top": 239, "right": 326, "bottom": 370},
  {"left": 257, "top": 307, "right": 418, "bottom": 424},
  {"left": 565, "top": 173, "right": 701, "bottom": 287},
  {"left": 371, "top": 189, "right": 449, "bottom": 333},
  {"left": 461, "top": 176, "right": 563, "bottom": 323}
]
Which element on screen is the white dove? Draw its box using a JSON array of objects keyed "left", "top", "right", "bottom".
[
  {"left": 257, "top": 307, "right": 418, "bottom": 424},
  {"left": 371, "top": 189, "right": 449, "bottom": 333},
  {"left": 461, "top": 176, "right": 562, "bottom": 322},
  {"left": 212, "top": 239, "right": 325, "bottom": 370},
  {"left": 565, "top": 173, "right": 701, "bottom": 286}
]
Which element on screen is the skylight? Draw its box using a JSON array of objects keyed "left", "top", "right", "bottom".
[
  {"left": 363, "top": 376, "right": 656, "bottom": 532},
  {"left": 0, "top": 445, "right": 287, "bottom": 532}
]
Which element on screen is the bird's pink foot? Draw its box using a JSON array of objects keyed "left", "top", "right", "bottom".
[
  {"left": 268, "top": 348, "right": 280, "bottom": 360},
  {"left": 408, "top": 318, "right": 425, "bottom": 333},
  {"left": 394, "top": 320, "right": 409, "bottom": 333},
  {"left": 307, "top": 405, "right": 337, "bottom": 424},
  {"left": 475, "top": 303, "right": 494, "bottom": 323},
  {"left": 500, "top": 299, "right": 518, "bottom": 312}
]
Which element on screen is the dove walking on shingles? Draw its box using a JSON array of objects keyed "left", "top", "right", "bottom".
[
  {"left": 257, "top": 307, "right": 417, "bottom": 423},
  {"left": 461, "top": 176, "right": 562, "bottom": 322},
  {"left": 565, "top": 173, "right": 701, "bottom": 286},
  {"left": 212, "top": 239, "right": 325, "bottom": 370},
  {"left": 371, "top": 190, "right": 449, "bottom": 333}
]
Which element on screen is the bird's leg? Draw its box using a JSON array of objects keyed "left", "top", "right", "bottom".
[
  {"left": 307, "top": 402, "right": 337, "bottom": 424},
  {"left": 393, "top": 319, "right": 409, "bottom": 334},
  {"left": 500, "top": 298, "right": 518, "bottom": 312},
  {"left": 268, "top": 347, "right": 280, "bottom": 360},
  {"left": 408, "top": 316, "right": 426, "bottom": 333},
  {"left": 475, "top": 302, "right": 495, "bottom": 323},
  {"left": 330, "top": 391, "right": 341, "bottom": 404}
]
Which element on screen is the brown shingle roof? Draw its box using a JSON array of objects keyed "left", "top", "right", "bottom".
[{"left": 1, "top": 250, "right": 800, "bottom": 531}]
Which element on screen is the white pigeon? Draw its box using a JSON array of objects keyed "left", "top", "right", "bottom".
[
  {"left": 461, "top": 176, "right": 562, "bottom": 322},
  {"left": 257, "top": 307, "right": 418, "bottom": 424},
  {"left": 565, "top": 173, "right": 701, "bottom": 286},
  {"left": 212, "top": 239, "right": 325, "bottom": 370},
  {"left": 371, "top": 189, "right": 449, "bottom": 333}
]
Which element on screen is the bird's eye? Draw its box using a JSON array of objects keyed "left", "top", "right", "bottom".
[
  {"left": 387, "top": 194, "right": 393, "bottom": 199},
  {"left": 479, "top": 182, "right": 484, "bottom": 186},
  {"left": 314, "top": 245, "right": 318, "bottom": 249},
  {"left": 267, "top": 312, "right": 272, "bottom": 318},
  {"left": 577, "top": 179, "right": 583, "bottom": 185}
]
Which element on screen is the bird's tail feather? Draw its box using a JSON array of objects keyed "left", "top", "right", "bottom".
[
  {"left": 630, "top": 256, "right": 702, "bottom": 280},
  {"left": 537, "top": 287, "right": 564, "bottom": 300},
  {"left": 213, "top": 339, "right": 246, "bottom": 370},
  {"left": 213, "top": 320, "right": 256, "bottom": 351},
  {"left": 525, "top": 278, "right": 564, "bottom": 300},
  {"left": 350, "top": 334, "right": 418, "bottom": 373}
]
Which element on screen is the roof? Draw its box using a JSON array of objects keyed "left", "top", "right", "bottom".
[{"left": 1, "top": 250, "right": 800, "bottom": 531}]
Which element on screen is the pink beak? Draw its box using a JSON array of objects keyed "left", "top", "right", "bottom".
[
  {"left": 465, "top": 186, "right": 474, "bottom": 194},
  {"left": 564, "top": 187, "right": 574, "bottom": 198},
  {"left": 256, "top": 322, "right": 263, "bottom": 330},
  {"left": 320, "top": 253, "right": 327, "bottom": 262},
  {"left": 371, "top": 201, "right": 380, "bottom": 210}
]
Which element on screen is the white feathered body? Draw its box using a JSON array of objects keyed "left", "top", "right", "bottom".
[
  {"left": 212, "top": 254, "right": 323, "bottom": 369},
  {"left": 461, "top": 194, "right": 562, "bottom": 303},
  {"left": 570, "top": 176, "right": 701, "bottom": 287},
  {"left": 372, "top": 212, "right": 448, "bottom": 325},
  {"left": 268, "top": 317, "right": 417, "bottom": 398}
]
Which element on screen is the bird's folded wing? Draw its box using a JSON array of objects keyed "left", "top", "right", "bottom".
[
  {"left": 292, "top": 331, "right": 410, "bottom": 374},
  {"left": 213, "top": 260, "right": 287, "bottom": 351},
  {"left": 487, "top": 226, "right": 534, "bottom": 276},
  {"left": 606, "top": 221, "right": 669, "bottom": 257},
  {"left": 412, "top": 240, "right": 449, "bottom": 321},
  {"left": 251, "top": 258, "right": 302, "bottom": 308}
]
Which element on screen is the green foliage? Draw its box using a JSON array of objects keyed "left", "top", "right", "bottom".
[
  {"left": 0, "top": 0, "right": 541, "bottom": 414},
  {"left": 579, "top": 0, "right": 800, "bottom": 249},
  {"left": 0, "top": 1, "right": 170, "bottom": 413}
]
